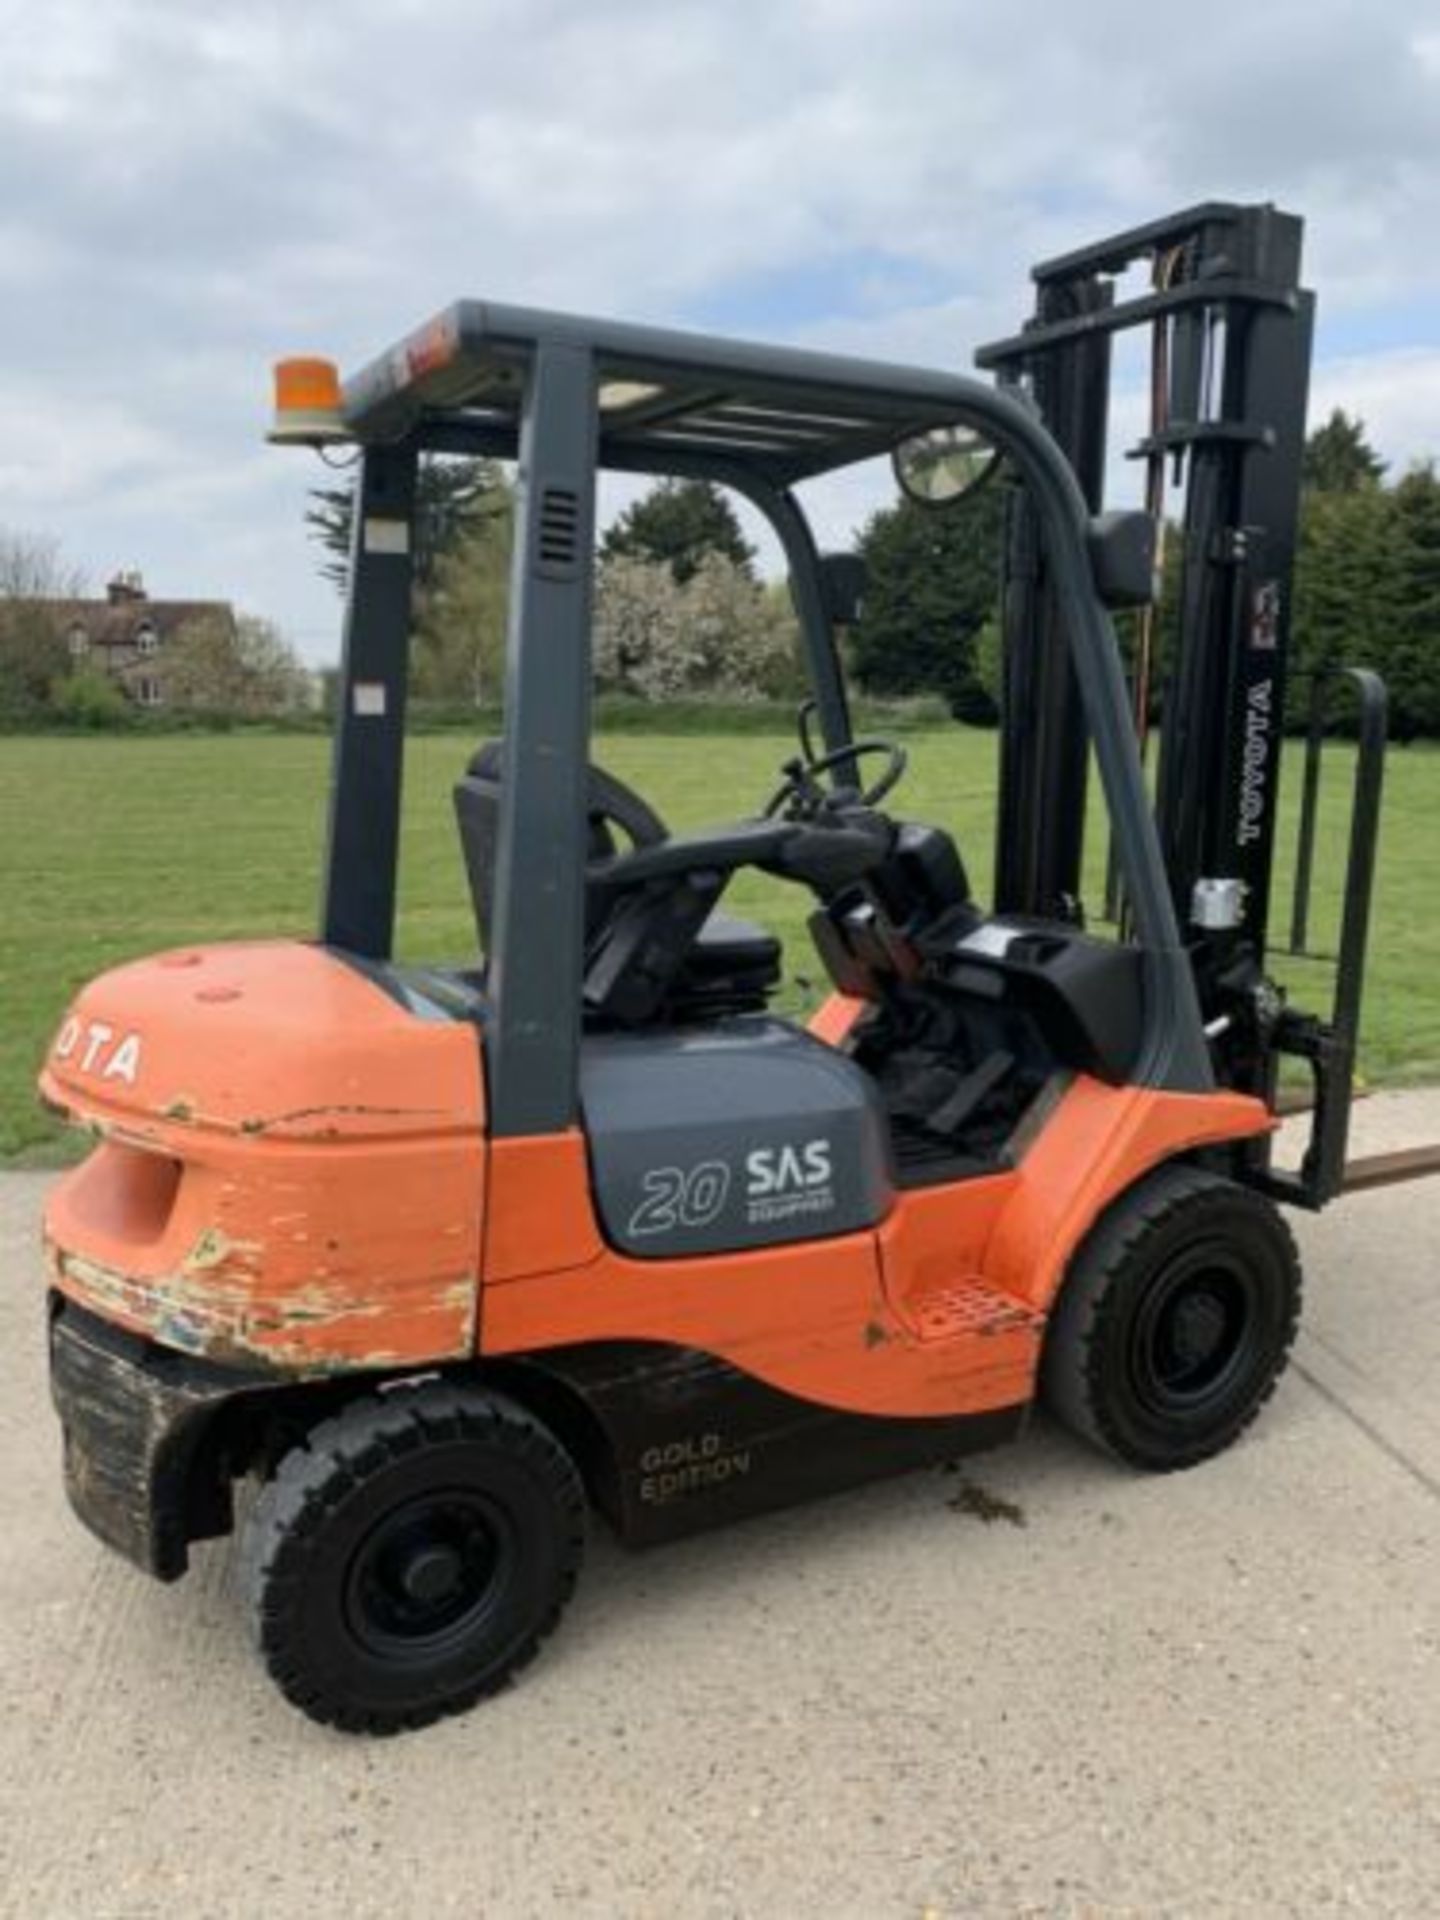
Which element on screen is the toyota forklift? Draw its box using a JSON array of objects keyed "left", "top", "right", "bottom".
[{"left": 38, "top": 204, "right": 1392, "bottom": 1733}]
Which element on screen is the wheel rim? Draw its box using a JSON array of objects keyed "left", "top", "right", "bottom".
[
  {"left": 342, "top": 1489, "right": 512, "bottom": 1664},
  {"left": 1129, "top": 1245, "right": 1257, "bottom": 1416}
]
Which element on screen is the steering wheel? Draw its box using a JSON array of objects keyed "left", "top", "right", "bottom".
[{"left": 764, "top": 738, "right": 908, "bottom": 820}]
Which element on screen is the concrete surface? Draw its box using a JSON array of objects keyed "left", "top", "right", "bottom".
[{"left": 1, "top": 1092, "right": 1437, "bottom": 1920}]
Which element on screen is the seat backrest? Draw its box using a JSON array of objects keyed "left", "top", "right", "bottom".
[{"left": 453, "top": 739, "right": 669, "bottom": 953}]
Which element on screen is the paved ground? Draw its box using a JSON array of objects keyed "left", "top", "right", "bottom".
[{"left": 1, "top": 1093, "right": 1438, "bottom": 1919}]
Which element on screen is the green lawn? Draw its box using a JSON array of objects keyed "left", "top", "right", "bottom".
[{"left": 3, "top": 726, "right": 1437, "bottom": 1162}]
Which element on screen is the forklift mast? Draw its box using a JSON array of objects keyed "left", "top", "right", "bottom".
[
  {"left": 979, "top": 204, "right": 1387, "bottom": 1204},
  {"left": 980, "top": 202, "right": 1312, "bottom": 949}
]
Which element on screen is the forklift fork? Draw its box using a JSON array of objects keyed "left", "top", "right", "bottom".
[{"left": 1262, "top": 666, "right": 1387, "bottom": 1207}]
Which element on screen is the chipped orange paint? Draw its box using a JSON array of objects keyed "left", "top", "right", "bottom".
[
  {"left": 41, "top": 943, "right": 485, "bottom": 1370},
  {"left": 40, "top": 939, "right": 1273, "bottom": 1417}
]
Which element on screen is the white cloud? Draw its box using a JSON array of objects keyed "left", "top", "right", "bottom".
[
  {"left": 0, "top": 0, "right": 1435, "bottom": 655},
  {"left": 0, "top": 384, "right": 177, "bottom": 506},
  {"left": 1309, "top": 348, "right": 1440, "bottom": 478}
]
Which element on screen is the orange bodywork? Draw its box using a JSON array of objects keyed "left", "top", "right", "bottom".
[
  {"left": 41, "top": 943, "right": 485, "bottom": 1371},
  {"left": 479, "top": 1070, "right": 1272, "bottom": 1418},
  {"left": 41, "top": 942, "right": 1274, "bottom": 1417}
]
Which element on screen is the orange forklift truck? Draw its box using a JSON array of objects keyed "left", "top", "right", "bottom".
[{"left": 38, "top": 205, "right": 1395, "bottom": 1732}]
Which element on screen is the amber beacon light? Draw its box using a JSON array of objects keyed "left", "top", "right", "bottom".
[{"left": 267, "top": 356, "right": 348, "bottom": 447}]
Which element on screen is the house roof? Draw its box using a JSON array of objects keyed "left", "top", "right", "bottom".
[{"left": 38, "top": 598, "right": 234, "bottom": 647}]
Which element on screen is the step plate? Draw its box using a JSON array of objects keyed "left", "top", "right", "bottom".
[{"left": 905, "top": 1278, "right": 1046, "bottom": 1346}]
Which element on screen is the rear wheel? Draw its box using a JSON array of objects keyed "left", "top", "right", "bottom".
[
  {"left": 1041, "top": 1165, "right": 1301, "bottom": 1470},
  {"left": 240, "top": 1383, "right": 585, "bottom": 1733}
]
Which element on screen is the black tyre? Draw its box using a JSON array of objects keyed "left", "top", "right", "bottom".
[
  {"left": 240, "top": 1383, "right": 586, "bottom": 1734},
  {"left": 1041, "top": 1164, "right": 1301, "bottom": 1471}
]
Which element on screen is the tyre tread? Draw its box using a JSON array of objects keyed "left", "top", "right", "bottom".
[
  {"left": 1041, "top": 1163, "right": 1301, "bottom": 1470},
  {"left": 239, "top": 1383, "right": 585, "bottom": 1734}
]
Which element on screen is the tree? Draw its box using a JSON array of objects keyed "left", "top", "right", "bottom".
[
  {"left": 602, "top": 480, "right": 755, "bottom": 584},
  {"left": 1291, "top": 485, "right": 1399, "bottom": 690},
  {"left": 594, "top": 552, "right": 794, "bottom": 700},
  {"left": 1289, "top": 420, "right": 1433, "bottom": 739},
  {"left": 973, "top": 615, "right": 1004, "bottom": 715},
  {"left": 683, "top": 551, "right": 798, "bottom": 697},
  {"left": 848, "top": 485, "right": 1005, "bottom": 718},
  {"left": 1386, "top": 463, "right": 1440, "bottom": 741},
  {"left": 0, "top": 528, "right": 84, "bottom": 722},
  {"left": 0, "top": 527, "right": 84, "bottom": 600},
  {"left": 0, "top": 603, "right": 69, "bottom": 722},
  {"left": 594, "top": 556, "right": 688, "bottom": 699},
  {"left": 410, "top": 482, "right": 515, "bottom": 705},
  {"left": 234, "top": 615, "right": 312, "bottom": 713},
  {"left": 306, "top": 456, "right": 505, "bottom": 596},
  {"left": 49, "top": 669, "right": 131, "bottom": 729},
  {"left": 164, "top": 612, "right": 309, "bottom": 715},
  {"left": 1302, "top": 409, "right": 1385, "bottom": 494}
]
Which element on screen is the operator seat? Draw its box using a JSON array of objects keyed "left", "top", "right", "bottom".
[{"left": 453, "top": 741, "right": 782, "bottom": 1019}]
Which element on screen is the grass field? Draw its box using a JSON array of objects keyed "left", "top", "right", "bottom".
[{"left": 3, "top": 726, "right": 1438, "bottom": 1162}]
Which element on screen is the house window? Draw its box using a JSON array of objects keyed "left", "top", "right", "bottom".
[
  {"left": 135, "top": 623, "right": 159, "bottom": 656},
  {"left": 135, "top": 675, "right": 163, "bottom": 708},
  {"left": 68, "top": 625, "right": 89, "bottom": 659}
]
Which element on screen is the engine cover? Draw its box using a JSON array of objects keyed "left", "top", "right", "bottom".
[{"left": 580, "top": 1016, "right": 894, "bottom": 1258}]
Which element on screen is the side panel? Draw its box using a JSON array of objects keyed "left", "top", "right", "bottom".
[
  {"left": 483, "top": 1219, "right": 923, "bottom": 1413},
  {"left": 480, "top": 1075, "right": 1272, "bottom": 1420},
  {"left": 483, "top": 1131, "right": 602, "bottom": 1283},
  {"left": 580, "top": 1020, "right": 893, "bottom": 1257},
  {"left": 505, "top": 1340, "right": 1026, "bottom": 1547}
]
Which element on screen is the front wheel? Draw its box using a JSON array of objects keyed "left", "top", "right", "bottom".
[
  {"left": 239, "top": 1383, "right": 586, "bottom": 1734},
  {"left": 1041, "top": 1165, "right": 1301, "bottom": 1471}
]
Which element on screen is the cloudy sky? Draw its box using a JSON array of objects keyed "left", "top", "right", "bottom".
[{"left": 3, "top": 0, "right": 1437, "bottom": 660}]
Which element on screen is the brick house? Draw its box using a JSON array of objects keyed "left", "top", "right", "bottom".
[{"left": 50, "top": 572, "right": 237, "bottom": 708}]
